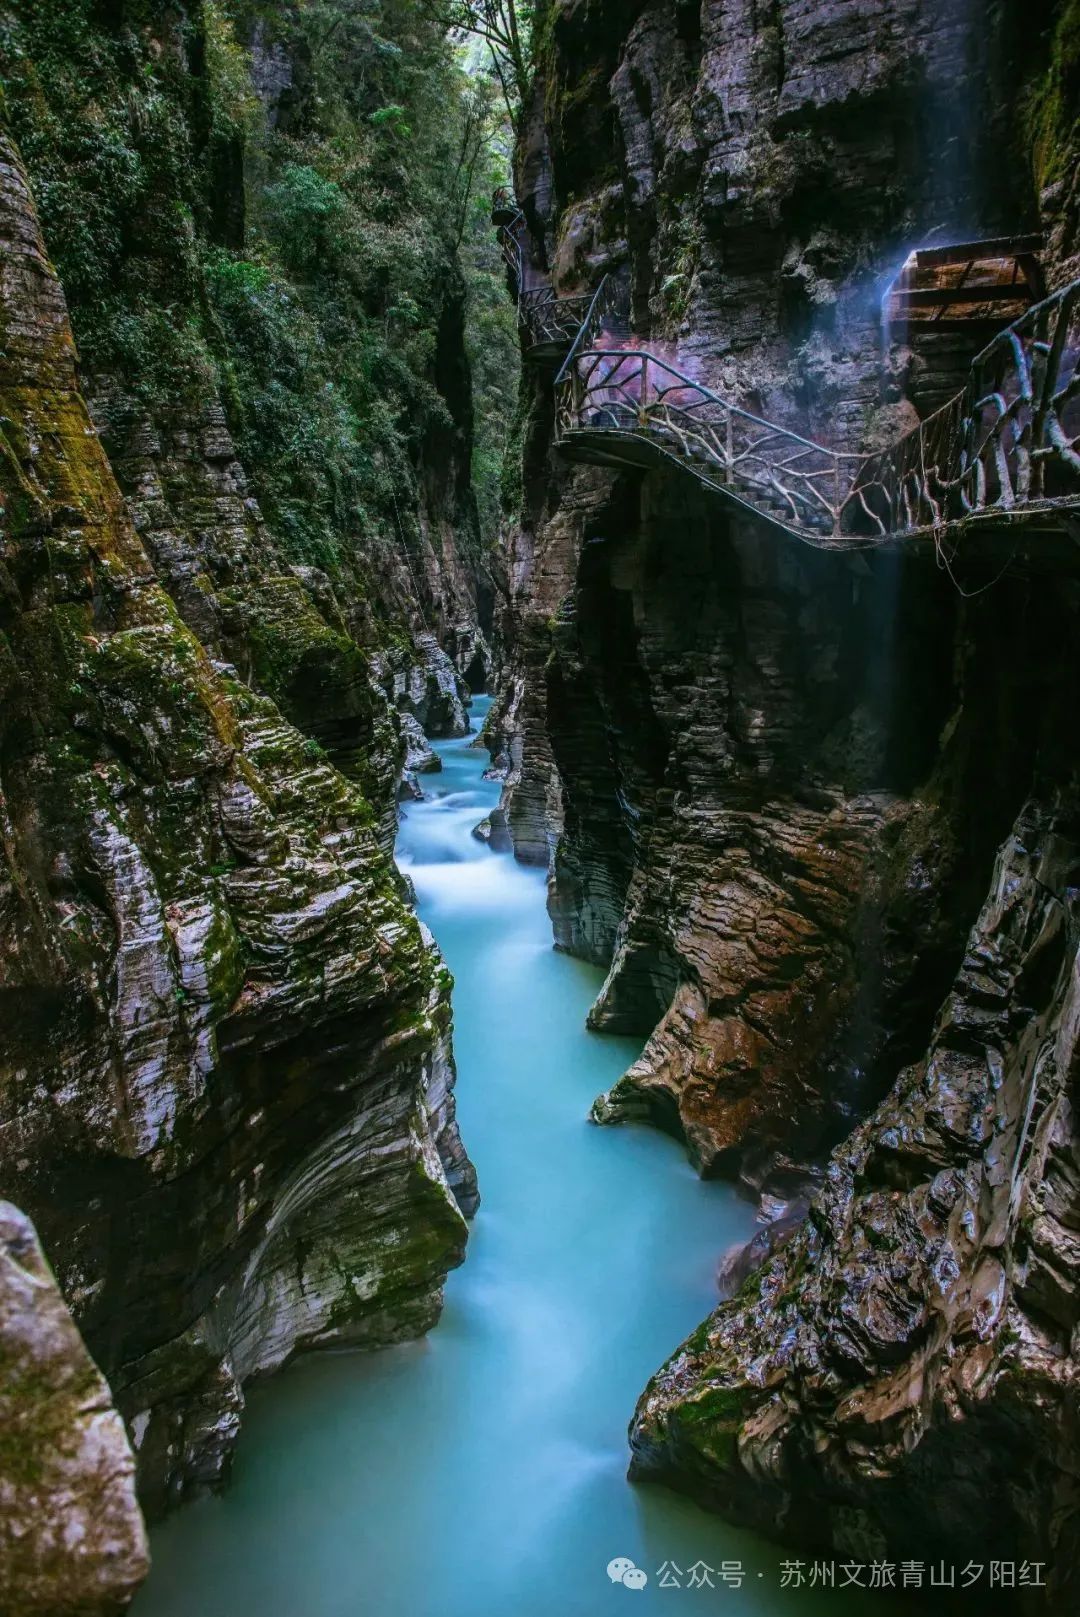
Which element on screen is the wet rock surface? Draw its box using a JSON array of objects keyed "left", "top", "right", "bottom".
[
  {"left": 0, "top": 1200, "right": 149, "bottom": 1616},
  {"left": 0, "top": 121, "right": 475, "bottom": 1525},
  {"left": 631, "top": 795, "right": 1080, "bottom": 1608},
  {"left": 538, "top": 466, "right": 1048, "bottom": 1184},
  {"left": 715, "top": 1203, "right": 807, "bottom": 1303},
  {"left": 497, "top": 0, "right": 1080, "bottom": 1601},
  {"left": 387, "top": 632, "right": 473, "bottom": 740},
  {"left": 401, "top": 712, "right": 443, "bottom": 776}
]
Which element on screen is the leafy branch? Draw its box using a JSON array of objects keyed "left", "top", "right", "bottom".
[{"left": 421, "top": 0, "right": 534, "bottom": 120}]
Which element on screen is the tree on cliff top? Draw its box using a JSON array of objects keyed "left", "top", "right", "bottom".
[{"left": 422, "top": 0, "right": 533, "bottom": 118}]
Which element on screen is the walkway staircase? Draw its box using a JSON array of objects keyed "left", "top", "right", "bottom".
[
  {"left": 493, "top": 193, "right": 1080, "bottom": 549},
  {"left": 493, "top": 189, "right": 599, "bottom": 365}
]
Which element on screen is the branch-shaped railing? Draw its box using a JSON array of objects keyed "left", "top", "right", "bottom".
[
  {"left": 493, "top": 188, "right": 1080, "bottom": 544},
  {"left": 491, "top": 189, "right": 601, "bottom": 362},
  {"left": 555, "top": 346, "right": 864, "bottom": 541},
  {"left": 846, "top": 279, "right": 1080, "bottom": 538},
  {"left": 492, "top": 188, "right": 526, "bottom": 290},
  {"left": 519, "top": 287, "right": 595, "bottom": 352},
  {"left": 555, "top": 274, "right": 625, "bottom": 385},
  {"left": 554, "top": 277, "right": 1080, "bottom": 546}
]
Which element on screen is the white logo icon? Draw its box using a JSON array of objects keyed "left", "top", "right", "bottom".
[{"left": 607, "top": 1557, "right": 648, "bottom": 1591}]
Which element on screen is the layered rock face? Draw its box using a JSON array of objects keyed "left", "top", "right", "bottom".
[
  {"left": 502, "top": 0, "right": 1067, "bottom": 1173},
  {"left": 0, "top": 1200, "right": 148, "bottom": 1617},
  {"left": 497, "top": 0, "right": 1080, "bottom": 1601},
  {"left": 632, "top": 790, "right": 1080, "bottom": 1605},
  {"left": 550, "top": 474, "right": 1040, "bottom": 1185},
  {"left": 1, "top": 0, "right": 489, "bottom": 839},
  {"left": 0, "top": 102, "right": 475, "bottom": 1555}
]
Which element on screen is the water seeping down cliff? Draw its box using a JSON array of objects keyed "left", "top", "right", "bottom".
[
  {"left": 3, "top": 0, "right": 1080, "bottom": 1611},
  {"left": 490, "top": 0, "right": 1080, "bottom": 1605}
]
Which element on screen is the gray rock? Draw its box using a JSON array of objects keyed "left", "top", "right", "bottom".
[
  {"left": 715, "top": 1207, "right": 806, "bottom": 1302},
  {"left": 632, "top": 800, "right": 1080, "bottom": 1607},
  {"left": 501, "top": 1, "right": 1080, "bottom": 1601},
  {"left": 400, "top": 712, "right": 442, "bottom": 775},
  {"left": 482, "top": 750, "right": 511, "bottom": 782},
  {"left": 391, "top": 634, "right": 471, "bottom": 739},
  {"left": 0, "top": 125, "right": 476, "bottom": 1521},
  {"left": 0, "top": 1202, "right": 149, "bottom": 1616}
]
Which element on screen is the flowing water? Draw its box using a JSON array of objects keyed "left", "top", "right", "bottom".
[{"left": 135, "top": 697, "right": 884, "bottom": 1617}]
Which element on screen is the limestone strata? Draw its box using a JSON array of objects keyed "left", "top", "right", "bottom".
[
  {"left": 501, "top": 0, "right": 1080, "bottom": 1597},
  {"left": 400, "top": 712, "right": 442, "bottom": 777},
  {"left": 504, "top": 0, "right": 1080, "bottom": 1172},
  {"left": 631, "top": 796, "right": 1080, "bottom": 1608},
  {"left": 0, "top": 1201, "right": 149, "bottom": 1617},
  {"left": 523, "top": 457, "right": 1052, "bottom": 1181},
  {"left": 0, "top": 125, "right": 475, "bottom": 1525},
  {"left": 384, "top": 631, "right": 472, "bottom": 739},
  {"left": 87, "top": 383, "right": 406, "bottom": 848}
]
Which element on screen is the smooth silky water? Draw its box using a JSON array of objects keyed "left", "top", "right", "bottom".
[{"left": 134, "top": 696, "right": 885, "bottom": 1617}]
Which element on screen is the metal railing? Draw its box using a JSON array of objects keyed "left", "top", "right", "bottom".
[
  {"left": 555, "top": 274, "right": 624, "bottom": 384},
  {"left": 492, "top": 194, "right": 526, "bottom": 289},
  {"left": 847, "top": 279, "right": 1080, "bottom": 538},
  {"left": 491, "top": 190, "right": 599, "bottom": 362},
  {"left": 554, "top": 277, "right": 1080, "bottom": 546},
  {"left": 492, "top": 186, "right": 1080, "bottom": 544},
  {"left": 555, "top": 346, "right": 863, "bottom": 541},
  {"left": 518, "top": 287, "right": 595, "bottom": 353}
]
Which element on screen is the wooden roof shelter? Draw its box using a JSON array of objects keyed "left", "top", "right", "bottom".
[{"left": 883, "top": 236, "right": 1046, "bottom": 331}]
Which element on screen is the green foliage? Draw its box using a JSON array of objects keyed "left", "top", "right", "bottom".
[
  {"left": 370, "top": 102, "right": 411, "bottom": 134},
  {"left": 498, "top": 383, "right": 530, "bottom": 519},
  {"left": 0, "top": 0, "right": 209, "bottom": 390},
  {"left": 427, "top": 1, "right": 537, "bottom": 123},
  {"left": 453, "top": 76, "right": 519, "bottom": 541},
  {"left": 203, "top": 247, "right": 369, "bottom": 566},
  {"left": 1, "top": 0, "right": 520, "bottom": 593},
  {"left": 464, "top": 226, "right": 519, "bottom": 539},
  {"left": 203, "top": 0, "right": 259, "bottom": 138},
  {"left": 1025, "top": 0, "right": 1080, "bottom": 188},
  {"left": 657, "top": 212, "right": 700, "bottom": 326},
  {"left": 261, "top": 162, "right": 347, "bottom": 271}
]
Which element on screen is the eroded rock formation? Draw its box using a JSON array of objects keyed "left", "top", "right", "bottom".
[
  {"left": 0, "top": 1200, "right": 148, "bottom": 1617},
  {"left": 632, "top": 792, "right": 1080, "bottom": 1605},
  {"left": 0, "top": 99, "right": 475, "bottom": 1547},
  {"left": 496, "top": 0, "right": 1080, "bottom": 1601}
]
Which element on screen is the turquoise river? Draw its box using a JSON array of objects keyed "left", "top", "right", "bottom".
[{"left": 134, "top": 695, "right": 887, "bottom": 1617}]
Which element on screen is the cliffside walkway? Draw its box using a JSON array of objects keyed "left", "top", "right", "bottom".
[
  {"left": 493, "top": 189, "right": 597, "bottom": 364},
  {"left": 494, "top": 194, "right": 1080, "bottom": 550}
]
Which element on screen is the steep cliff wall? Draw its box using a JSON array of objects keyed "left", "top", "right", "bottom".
[
  {"left": 631, "top": 787, "right": 1080, "bottom": 1605},
  {"left": 553, "top": 478, "right": 1066, "bottom": 1188},
  {"left": 0, "top": 9, "right": 480, "bottom": 1548},
  {"left": 1, "top": 0, "right": 498, "bottom": 803},
  {"left": 497, "top": 0, "right": 1080, "bottom": 1601},
  {"left": 500, "top": 0, "right": 1074, "bottom": 1169}
]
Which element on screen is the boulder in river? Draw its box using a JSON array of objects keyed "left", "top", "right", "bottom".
[{"left": 400, "top": 713, "right": 442, "bottom": 775}]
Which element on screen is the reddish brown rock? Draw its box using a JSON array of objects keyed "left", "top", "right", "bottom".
[
  {"left": 631, "top": 795, "right": 1080, "bottom": 1609},
  {"left": 496, "top": 0, "right": 1080, "bottom": 1598}
]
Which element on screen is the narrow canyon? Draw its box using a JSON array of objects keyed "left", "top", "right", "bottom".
[{"left": 0, "top": 2, "right": 1077, "bottom": 1614}]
